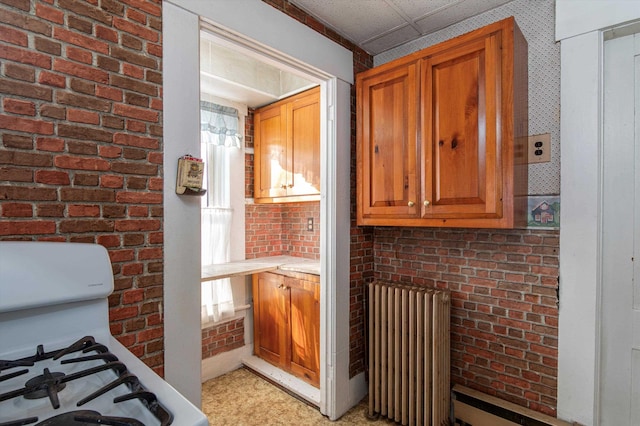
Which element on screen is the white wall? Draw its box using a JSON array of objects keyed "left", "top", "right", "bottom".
[
  {"left": 556, "top": 1, "right": 640, "bottom": 424},
  {"left": 163, "top": 2, "right": 203, "bottom": 406}
]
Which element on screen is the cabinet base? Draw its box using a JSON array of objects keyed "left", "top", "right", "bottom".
[{"left": 242, "top": 355, "right": 321, "bottom": 406}]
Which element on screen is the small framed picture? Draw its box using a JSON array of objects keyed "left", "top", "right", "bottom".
[{"left": 527, "top": 195, "right": 560, "bottom": 229}]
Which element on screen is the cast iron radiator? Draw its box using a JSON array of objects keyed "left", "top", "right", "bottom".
[{"left": 368, "top": 281, "right": 451, "bottom": 426}]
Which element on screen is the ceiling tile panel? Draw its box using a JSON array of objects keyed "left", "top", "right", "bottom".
[
  {"left": 415, "top": 0, "right": 513, "bottom": 34},
  {"left": 362, "top": 25, "right": 421, "bottom": 56},
  {"left": 289, "top": 0, "right": 406, "bottom": 44},
  {"left": 389, "top": 0, "right": 464, "bottom": 22},
  {"left": 288, "top": 0, "right": 516, "bottom": 55}
]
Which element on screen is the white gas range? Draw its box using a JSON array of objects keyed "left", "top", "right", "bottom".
[{"left": 0, "top": 241, "right": 208, "bottom": 426}]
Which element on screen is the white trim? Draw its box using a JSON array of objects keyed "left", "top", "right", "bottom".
[
  {"left": 243, "top": 355, "right": 321, "bottom": 406},
  {"left": 557, "top": 1, "right": 640, "bottom": 424},
  {"left": 169, "top": 0, "right": 353, "bottom": 84},
  {"left": 200, "top": 304, "right": 250, "bottom": 330},
  {"left": 557, "top": 30, "right": 603, "bottom": 426},
  {"left": 163, "top": 2, "right": 203, "bottom": 406},
  {"left": 201, "top": 344, "right": 253, "bottom": 382},
  {"left": 556, "top": 0, "right": 640, "bottom": 42}
]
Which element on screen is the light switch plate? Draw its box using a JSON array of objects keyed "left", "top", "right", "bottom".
[{"left": 528, "top": 133, "right": 551, "bottom": 164}]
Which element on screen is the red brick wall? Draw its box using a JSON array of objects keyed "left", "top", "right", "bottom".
[
  {"left": 373, "top": 227, "right": 560, "bottom": 416},
  {"left": 245, "top": 202, "right": 320, "bottom": 260},
  {"left": 0, "top": 0, "right": 164, "bottom": 374},
  {"left": 202, "top": 318, "right": 245, "bottom": 359}
]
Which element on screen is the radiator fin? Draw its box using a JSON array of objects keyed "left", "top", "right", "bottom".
[{"left": 368, "top": 281, "right": 451, "bottom": 426}]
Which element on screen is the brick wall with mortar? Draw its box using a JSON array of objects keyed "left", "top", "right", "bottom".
[
  {"left": 202, "top": 317, "right": 244, "bottom": 359},
  {"left": 374, "top": 227, "right": 560, "bottom": 416},
  {"left": 245, "top": 201, "right": 320, "bottom": 261},
  {"left": 0, "top": 0, "right": 164, "bottom": 374}
]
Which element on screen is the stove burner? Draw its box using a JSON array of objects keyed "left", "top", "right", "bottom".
[
  {"left": 0, "top": 337, "right": 175, "bottom": 425},
  {"left": 35, "top": 410, "right": 98, "bottom": 426},
  {"left": 24, "top": 369, "right": 66, "bottom": 400}
]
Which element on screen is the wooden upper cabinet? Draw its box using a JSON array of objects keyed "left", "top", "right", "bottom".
[
  {"left": 422, "top": 34, "right": 500, "bottom": 219},
  {"left": 254, "top": 104, "right": 288, "bottom": 199},
  {"left": 254, "top": 86, "right": 320, "bottom": 203},
  {"left": 289, "top": 90, "right": 321, "bottom": 197},
  {"left": 357, "top": 63, "right": 419, "bottom": 219},
  {"left": 357, "top": 17, "right": 528, "bottom": 228}
]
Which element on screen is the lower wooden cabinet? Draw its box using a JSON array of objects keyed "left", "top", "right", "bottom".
[{"left": 252, "top": 271, "right": 320, "bottom": 387}]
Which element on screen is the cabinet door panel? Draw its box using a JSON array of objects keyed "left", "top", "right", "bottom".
[
  {"left": 422, "top": 35, "right": 501, "bottom": 218},
  {"left": 287, "top": 277, "right": 320, "bottom": 387},
  {"left": 252, "top": 273, "right": 287, "bottom": 367},
  {"left": 254, "top": 105, "right": 288, "bottom": 199},
  {"left": 289, "top": 90, "right": 320, "bottom": 196},
  {"left": 358, "top": 63, "right": 419, "bottom": 222}
]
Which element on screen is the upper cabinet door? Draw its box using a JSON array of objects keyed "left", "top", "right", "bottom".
[
  {"left": 357, "top": 63, "right": 419, "bottom": 223},
  {"left": 254, "top": 103, "right": 288, "bottom": 199},
  {"left": 254, "top": 86, "right": 320, "bottom": 203},
  {"left": 288, "top": 89, "right": 320, "bottom": 197},
  {"left": 421, "top": 34, "right": 501, "bottom": 219}
]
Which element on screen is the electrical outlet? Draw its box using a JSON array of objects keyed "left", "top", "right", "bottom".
[
  {"left": 528, "top": 133, "right": 551, "bottom": 164},
  {"left": 307, "top": 217, "right": 313, "bottom": 231}
]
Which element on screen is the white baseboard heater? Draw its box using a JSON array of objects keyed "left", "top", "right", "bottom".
[
  {"left": 452, "top": 385, "right": 574, "bottom": 426},
  {"left": 367, "top": 281, "right": 451, "bottom": 426}
]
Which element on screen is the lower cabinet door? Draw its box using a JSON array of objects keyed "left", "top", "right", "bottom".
[
  {"left": 287, "top": 276, "right": 320, "bottom": 387},
  {"left": 252, "top": 271, "right": 320, "bottom": 388},
  {"left": 252, "top": 272, "right": 287, "bottom": 368}
]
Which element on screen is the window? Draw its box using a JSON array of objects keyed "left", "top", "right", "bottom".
[{"left": 200, "top": 100, "right": 244, "bottom": 324}]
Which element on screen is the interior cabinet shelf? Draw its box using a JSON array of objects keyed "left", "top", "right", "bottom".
[{"left": 356, "top": 17, "right": 528, "bottom": 228}]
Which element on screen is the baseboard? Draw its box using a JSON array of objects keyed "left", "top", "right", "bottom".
[
  {"left": 201, "top": 344, "right": 253, "bottom": 382},
  {"left": 242, "top": 355, "right": 321, "bottom": 406},
  {"left": 452, "top": 385, "right": 573, "bottom": 426}
]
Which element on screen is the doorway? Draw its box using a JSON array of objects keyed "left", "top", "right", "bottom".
[
  {"left": 163, "top": 0, "right": 359, "bottom": 420},
  {"left": 600, "top": 26, "right": 640, "bottom": 424},
  {"left": 198, "top": 24, "right": 322, "bottom": 402}
]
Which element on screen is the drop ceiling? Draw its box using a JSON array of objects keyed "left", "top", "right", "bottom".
[
  {"left": 200, "top": 0, "right": 516, "bottom": 107},
  {"left": 288, "top": 0, "right": 515, "bottom": 55}
]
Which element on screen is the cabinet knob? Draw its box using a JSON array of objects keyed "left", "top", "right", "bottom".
[
  {"left": 424, "top": 200, "right": 430, "bottom": 207},
  {"left": 278, "top": 284, "right": 285, "bottom": 289},
  {"left": 408, "top": 201, "right": 415, "bottom": 207},
  {"left": 280, "top": 184, "right": 287, "bottom": 189},
  {"left": 288, "top": 183, "right": 293, "bottom": 188}
]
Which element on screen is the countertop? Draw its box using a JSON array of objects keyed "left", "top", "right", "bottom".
[{"left": 201, "top": 256, "right": 320, "bottom": 282}]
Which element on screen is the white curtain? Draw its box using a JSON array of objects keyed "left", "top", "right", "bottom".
[{"left": 201, "top": 102, "right": 242, "bottom": 323}]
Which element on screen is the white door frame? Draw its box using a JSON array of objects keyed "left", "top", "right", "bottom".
[
  {"left": 600, "top": 29, "right": 640, "bottom": 424},
  {"left": 163, "top": 0, "right": 363, "bottom": 419},
  {"left": 556, "top": 1, "right": 640, "bottom": 424}
]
